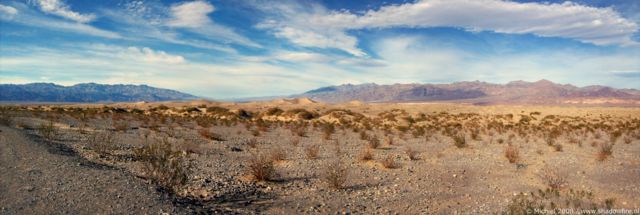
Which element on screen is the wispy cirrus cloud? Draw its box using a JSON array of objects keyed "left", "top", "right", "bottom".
[
  {"left": 165, "top": 1, "right": 261, "bottom": 48},
  {"left": 254, "top": 0, "right": 639, "bottom": 56},
  {"left": 0, "top": 2, "right": 121, "bottom": 39},
  {"left": 30, "top": 0, "right": 96, "bottom": 23}
]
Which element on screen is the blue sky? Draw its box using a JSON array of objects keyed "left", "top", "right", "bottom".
[{"left": 0, "top": 0, "right": 639, "bottom": 98}]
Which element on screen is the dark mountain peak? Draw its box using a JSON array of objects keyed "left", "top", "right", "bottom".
[
  {"left": 0, "top": 83, "right": 197, "bottom": 103},
  {"left": 297, "top": 80, "right": 640, "bottom": 105}
]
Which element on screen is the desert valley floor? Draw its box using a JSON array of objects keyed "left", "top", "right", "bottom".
[{"left": 1, "top": 100, "right": 639, "bottom": 214}]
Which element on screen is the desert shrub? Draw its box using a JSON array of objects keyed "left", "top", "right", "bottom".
[
  {"left": 246, "top": 138, "right": 258, "bottom": 148},
  {"left": 305, "top": 144, "right": 320, "bottom": 159},
  {"left": 384, "top": 135, "right": 394, "bottom": 146},
  {"left": 452, "top": 134, "right": 467, "bottom": 148},
  {"left": 206, "top": 106, "right": 228, "bottom": 114},
  {"left": 553, "top": 143, "right": 563, "bottom": 152},
  {"left": 597, "top": 142, "right": 613, "bottom": 161},
  {"left": 269, "top": 146, "right": 287, "bottom": 162},
  {"left": 198, "top": 128, "right": 226, "bottom": 141},
  {"left": 88, "top": 131, "right": 117, "bottom": 155},
  {"left": 291, "top": 138, "right": 300, "bottom": 147},
  {"left": 324, "top": 159, "right": 349, "bottom": 189},
  {"left": 381, "top": 155, "right": 397, "bottom": 169},
  {"left": 134, "top": 138, "right": 192, "bottom": 191},
  {"left": 368, "top": 135, "right": 380, "bottom": 149},
  {"left": 37, "top": 120, "right": 57, "bottom": 141},
  {"left": 623, "top": 136, "right": 631, "bottom": 144},
  {"left": 251, "top": 129, "right": 261, "bottom": 137},
  {"left": 503, "top": 189, "right": 615, "bottom": 215},
  {"left": 359, "top": 148, "right": 374, "bottom": 161},
  {"left": 412, "top": 127, "right": 425, "bottom": 138},
  {"left": 322, "top": 123, "right": 335, "bottom": 140},
  {"left": 359, "top": 131, "right": 369, "bottom": 140},
  {"left": 504, "top": 144, "right": 519, "bottom": 163},
  {"left": 405, "top": 146, "right": 420, "bottom": 160},
  {"left": 264, "top": 107, "right": 284, "bottom": 116},
  {"left": 247, "top": 153, "right": 276, "bottom": 181},
  {"left": 538, "top": 166, "right": 568, "bottom": 190},
  {"left": 291, "top": 124, "right": 307, "bottom": 137}
]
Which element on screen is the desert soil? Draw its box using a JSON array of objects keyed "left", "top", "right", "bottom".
[{"left": 1, "top": 101, "right": 639, "bottom": 214}]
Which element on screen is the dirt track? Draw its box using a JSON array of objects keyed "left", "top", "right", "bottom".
[{"left": 0, "top": 125, "right": 183, "bottom": 215}]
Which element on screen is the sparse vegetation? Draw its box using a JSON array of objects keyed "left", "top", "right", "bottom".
[
  {"left": 305, "top": 144, "right": 320, "bottom": 159},
  {"left": 324, "top": 159, "right": 348, "bottom": 189},
  {"left": 504, "top": 144, "right": 519, "bottom": 163},
  {"left": 597, "top": 142, "right": 613, "bottom": 161},
  {"left": 538, "top": 166, "right": 568, "bottom": 190},
  {"left": 134, "top": 138, "right": 192, "bottom": 191},
  {"left": 247, "top": 153, "right": 276, "bottom": 181}
]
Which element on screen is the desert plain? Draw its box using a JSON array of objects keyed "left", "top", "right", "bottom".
[{"left": 1, "top": 99, "right": 639, "bottom": 214}]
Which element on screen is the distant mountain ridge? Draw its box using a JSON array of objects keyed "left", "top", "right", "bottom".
[
  {"left": 0, "top": 83, "right": 198, "bottom": 103},
  {"left": 295, "top": 80, "right": 640, "bottom": 105}
]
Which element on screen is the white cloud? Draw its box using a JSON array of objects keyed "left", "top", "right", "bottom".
[
  {"left": 32, "top": 0, "right": 96, "bottom": 23},
  {"left": 124, "top": 47, "right": 185, "bottom": 64},
  {"left": 255, "top": 0, "right": 639, "bottom": 56},
  {"left": 165, "top": 1, "right": 261, "bottom": 48},
  {"left": 0, "top": 3, "right": 120, "bottom": 39},
  {"left": 167, "top": 1, "right": 214, "bottom": 28},
  {"left": 0, "top": 4, "right": 18, "bottom": 16}
]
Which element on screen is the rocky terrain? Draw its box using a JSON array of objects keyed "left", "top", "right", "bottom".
[
  {"left": 0, "top": 101, "right": 639, "bottom": 214},
  {"left": 0, "top": 83, "right": 198, "bottom": 102},
  {"left": 295, "top": 80, "right": 640, "bottom": 105}
]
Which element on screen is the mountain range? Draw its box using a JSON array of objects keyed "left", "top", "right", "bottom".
[
  {"left": 294, "top": 80, "right": 640, "bottom": 105},
  {"left": 0, "top": 83, "right": 197, "bottom": 103}
]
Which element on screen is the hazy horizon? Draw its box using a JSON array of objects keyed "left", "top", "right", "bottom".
[{"left": 1, "top": 0, "right": 639, "bottom": 98}]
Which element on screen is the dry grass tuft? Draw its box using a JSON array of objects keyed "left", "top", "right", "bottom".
[
  {"left": 381, "top": 155, "right": 398, "bottom": 169},
  {"left": 324, "top": 159, "right": 348, "bottom": 189},
  {"left": 247, "top": 153, "right": 276, "bottom": 181},
  {"left": 305, "top": 144, "right": 320, "bottom": 159},
  {"left": 597, "top": 142, "right": 613, "bottom": 161},
  {"left": 405, "top": 146, "right": 420, "bottom": 160},
  {"left": 538, "top": 166, "right": 568, "bottom": 190},
  {"left": 134, "top": 138, "right": 192, "bottom": 190},
  {"left": 504, "top": 144, "right": 519, "bottom": 163},
  {"left": 359, "top": 148, "right": 374, "bottom": 161}
]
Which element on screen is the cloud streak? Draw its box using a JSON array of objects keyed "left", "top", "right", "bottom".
[
  {"left": 255, "top": 0, "right": 639, "bottom": 56},
  {"left": 31, "top": 0, "right": 96, "bottom": 23}
]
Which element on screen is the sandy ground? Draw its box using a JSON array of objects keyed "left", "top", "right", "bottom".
[{"left": 1, "top": 101, "right": 639, "bottom": 214}]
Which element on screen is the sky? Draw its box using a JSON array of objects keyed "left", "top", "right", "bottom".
[{"left": 0, "top": 0, "right": 639, "bottom": 99}]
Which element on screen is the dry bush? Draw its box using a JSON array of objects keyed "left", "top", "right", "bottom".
[
  {"left": 134, "top": 138, "right": 192, "bottom": 191},
  {"left": 368, "top": 135, "right": 380, "bottom": 149},
  {"left": 322, "top": 123, "right": 335, "bottom": 140},
  {"left": 247, "top": 153, "right": 276, "bottom": 181},
  {"left": 198, "top": 128, "right": 226, "bottom": 141},
  {"left": 538, "top": 166, "right": 568, "bottom": 190},
  {"left": 359, "top": 131, "right": 369, "bottom": 140},
  {"left": 405, "top": 146, "right": 420, "bottom": 160},
  {"left": 269, "top": 146, "right": 287, "bottom": 162},
  {"left": 381, "top": 155, "right": 397, "bottom": 169},
  {"left": 305, "top": 144, "right": 320, "bottom": 159},
  {"left": 384, "top": 135, "right": 394, "bottom": 146},
  {"left": 504, "top": 144, "right": 519, "bottom": 163},
  {"left": 553, "top": 143, "right": 563, "bottom": 152},
  {"left": 88, "top": 131, "right": 117, "bottom": 155},
  {"left": 503, "top": 189, "right": 615, "bottom": 215},
  {"left": 291, "top": 124, "right": 307, "bottom": 137},
  {"left": 291, "top": 138, "right": 300, "bottom": 147},
  {"left": 623, "top": 136, "right": 631, "bottom": 144},
  {"left": 359, "top": 148, "right": 374, "bottom": 161},
  {"left": 452, "top": 134, "right": 467, "bottom": 148},
  {"left": 597, "top": 142, "right": 613, "bottom": 161},
  {"left": 324, "top": 159, "right": 348, "bottom": 189},
  {"left": 37, "top": 120, "right": 57, "bottom": 141},
  {"left": 251, "top": 129, "right": 261, "bottom": 137},
  {"left": 246, "top": 138, "right": 258, "bottom": 148}
]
